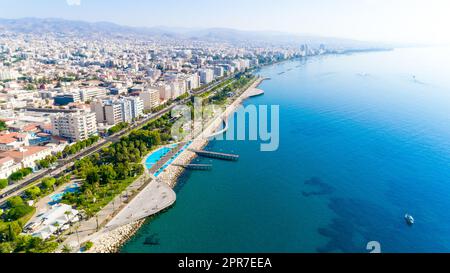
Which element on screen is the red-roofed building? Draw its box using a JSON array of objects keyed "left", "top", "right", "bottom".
[
  {"left": 0, "top": 132, "right": 30, "bottom": 151},
  {"left": 0, "top": 146, "right": 52, "bottom": 178}
]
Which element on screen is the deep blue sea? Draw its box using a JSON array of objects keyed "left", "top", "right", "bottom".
[{"left": 121, "top": 47, "right": 450, "bottom": 253}]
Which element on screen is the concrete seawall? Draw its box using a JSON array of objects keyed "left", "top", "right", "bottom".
[{"left": 88, "top": 77, "right": 266, "bottom": 253}]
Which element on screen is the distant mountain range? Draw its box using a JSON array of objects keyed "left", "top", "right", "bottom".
[{"left": 0, "top": 17, "right": 392, "bottom": 49}]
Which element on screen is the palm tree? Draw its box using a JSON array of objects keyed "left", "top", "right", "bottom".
[{"left": 62, "top": 244, "right": 72, "bottom": 253}]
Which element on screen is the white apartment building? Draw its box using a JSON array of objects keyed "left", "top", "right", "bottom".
[
  {"left": 92, "top": 97, "right": 144, "bottom": 125},
  {"left": 139, "top": 89, "right": 160, "bottom": 111},
  {"left": 169, "top": 80, "right": 186, "bottom": 99},
  {"left": 232, "top": 59, "right": 251, "bottom": 71},
  {"left": 199, "top": 69, "right": 214, "bottom": 84},
  {"left": 214, "top": 66, "right": 225, "bottom": 78},
  {"left": 50, "top": 111, "right": 98, "bottom": 142},
  {"left": 104, "top": 103, "right": 123, "bottom": 125},
  {"left": 79, "top": 87, "right": 107, "bottom": 102},
  {"left": 127, "top": 96, "right": 144, "bottom": 121},
  {"left": 155, "top": 84, "right": 173, "bottom": 101},
  {"left": 186, "top": 73, "right": 200, "bottom": 90},
  {"left": 92, "top": 99, "right": 122, "bottom": 126}
]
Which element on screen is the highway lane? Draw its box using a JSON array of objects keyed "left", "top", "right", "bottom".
[
  {"left": 0, "top": 107, "right": 173, "bottom": 204},
  {"left": 0, "top": 76, "right": 227, "bottom": 205}
]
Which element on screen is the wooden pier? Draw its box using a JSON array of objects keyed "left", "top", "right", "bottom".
[
  {"left": 188, "top": 149, "right": 239, "bottom": 161},
  {"left": 173, "top": 164, "right": 213, "bottom": 170}
]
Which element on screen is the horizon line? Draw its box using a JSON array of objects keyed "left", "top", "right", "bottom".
[
  {"left": 0, "top": 16, "right": 433, "bottom": 46},
  {"left": 0, "top": 16, "right": 389, "bottom": 44}
]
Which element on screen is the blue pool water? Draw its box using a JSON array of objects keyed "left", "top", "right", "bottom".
[
  {"left": 48, "top": 183, "right": 80, "bottom": 205},
  {"left": 144, "top": 146, "right": 175, "bottom": 170},
  {"left": 122, "top": 47, "right": 450, "bottom": 253},
  {"left": 146, "top": 142, "right": 192, "bottom": 177}
]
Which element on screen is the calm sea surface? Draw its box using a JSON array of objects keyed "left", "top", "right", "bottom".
[{"left": 121, "top": 47, "right": 450, "bottom": 253}]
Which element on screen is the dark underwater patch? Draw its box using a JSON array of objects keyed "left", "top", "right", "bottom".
[
  {"left": 302, "top": 177, "right": 335, "bottom": 197},
  {"left": 143, "top": 233, "right": 160, "bottom": 246}
]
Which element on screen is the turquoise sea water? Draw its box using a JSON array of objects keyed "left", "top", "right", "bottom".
[{"left": 121, "top": 47, "right": 450, "bottom": 253}]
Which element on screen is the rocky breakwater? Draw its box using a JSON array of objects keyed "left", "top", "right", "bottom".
[
  {"left": 88, "top": 221, "right": 145, "bottom": 253},
  {"left": 88, "top": 77, "right": 265, "bottom": 253}
]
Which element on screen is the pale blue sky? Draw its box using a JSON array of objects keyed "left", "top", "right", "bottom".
[{"left": 1, "top": 0, "right": 449, "bottom": 44}]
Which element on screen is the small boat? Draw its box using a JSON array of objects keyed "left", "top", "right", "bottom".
[{"left": 405, "top": 214, "right": 415, "bottom": 226}]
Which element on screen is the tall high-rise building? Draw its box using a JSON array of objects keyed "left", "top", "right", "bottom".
[
  {"left": 139, "top": 89, "right": 160, "bottom": 111},
  {"left": 104, "top": 103, "right": 123, "bottom": 125},
  {"left": 214, "top": 66, "right": 224, "bottom": 78},
  {"left": 51, "top": 111, "right": 98, "bottom": 142},
  {"left": 186, "top": 74, "right": 200, "bottom": 90},
  {"left": 92, "top": 97, "right": 143, "bottom": 125},
  {"left": 126, "top": 97, "right": 144, "bottom": 121},
  {"left": 199, "top": 69, "right": 214, "bottom": 84}
]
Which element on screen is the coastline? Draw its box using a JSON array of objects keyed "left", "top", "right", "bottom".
[{"left": 89, "top": 76, "right": 265, "bottom": 253}]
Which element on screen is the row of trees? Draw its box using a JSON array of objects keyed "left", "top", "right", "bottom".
[
  {"left": 208, "top": 74, "right": 255, "bottom": 105},
  {"left": 61, "top": 135, "right": 100, "bottom": 158},
  {"left": 107, "top": 122, "right": 129, "bottom": 135},
  {"left": 62, "top": 114, "right": 174, "bottom": 216},
  {"left": 24, "top": 176, "right": 71, "bottom": 201},
  {"left": 199, "top": 78, "right": 234, "bottom": 99},
  {"left": 36, "top": 155, "right": 58, "bottom": 169},
  {"left": 0, "top": 179, "right": 8, "bottom": 190},
  {"left": 8, "top": 168, "right": 33, "bottom": 182}
]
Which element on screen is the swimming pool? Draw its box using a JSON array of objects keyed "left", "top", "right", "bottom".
[
  {"left": 145, "top": 142, "right": 192, "bottom": 177},
  {"left": 144, "top": 144, "right": 177, "bottom": 169},
  {"left": 48, "top": 183, "right": 80, "bottom": 205}
]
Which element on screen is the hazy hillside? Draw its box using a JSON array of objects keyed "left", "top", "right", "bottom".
[{"left": 0, "top": 17, "right": 391, "bottom": 49}]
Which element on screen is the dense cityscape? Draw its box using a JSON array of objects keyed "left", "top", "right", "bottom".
[
  {"left": 2, "top": 3, "right": 450, "bottom": 272},
  {"left": 0, "top": 20, "right": 349, "bottom": 253}
]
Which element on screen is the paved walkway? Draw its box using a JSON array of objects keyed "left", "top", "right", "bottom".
[
  {"left": 104, "top": 177, "right": 176, "bottom": 231},
  {"left": 60, "top": 172, "right": 151, "bottom": 250},
  {"left": 58, "top": 77, "right": 264, "bottom": 252}
]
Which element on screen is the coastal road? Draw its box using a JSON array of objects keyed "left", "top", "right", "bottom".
[
  {"left": 0, "top": 75, "right": 234, "bottom": 205},
  {"left": 0, "top": 105, "right": 177, "bottom": 205},
  {"left": 191, "top": 75, "right": 234, "bottom": 95}
]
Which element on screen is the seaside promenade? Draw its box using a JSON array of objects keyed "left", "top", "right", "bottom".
[
  {"left": 104, "top": 176, "right": 176, "bottom": 231},
  {"left": 59, "top": 172, "right": 151, "bottom": 251},
  {"left": 81, "top": 76, "right": 266, "bottom": 253}
]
